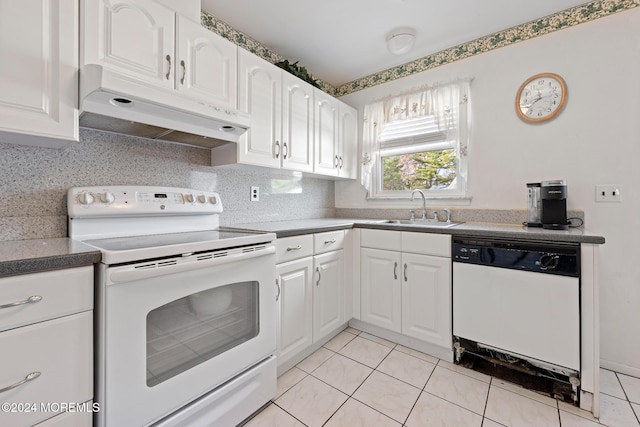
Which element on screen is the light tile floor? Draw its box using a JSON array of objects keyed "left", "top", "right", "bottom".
[{"left": 244, "top": 327, "right": 640, "bottom": 427}]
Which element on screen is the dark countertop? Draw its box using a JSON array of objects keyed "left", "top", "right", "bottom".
[
  {"left": 231, "top": 218, "right": 606, "bottom": 245},
  {"left": 0, "top": 238, "right": 102, "bottom": 278},
  {"left": 0, "top": 218, "right": 604, "bottom": 278}
]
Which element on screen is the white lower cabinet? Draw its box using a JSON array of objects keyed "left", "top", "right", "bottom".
[
  {"left": 312, "top": 250, "right": 344, "bottom": 343},
  {"left": 0, "top": 267, "right": 94, "bottom": 427},
  {"left": 360, "top": 229, "right": 452, "bottom": 351},
  {"left": 360, "top": 248, "right": 401, "bottom": 332},
  {"left": 276, "top": 257, "right": 313, "bottom": 366},
  {"left": 401, "top": 252, "right": 452, "bottom": 348},
  {"left": 275, "top": 231, "right": 346, "bottom": 369}
]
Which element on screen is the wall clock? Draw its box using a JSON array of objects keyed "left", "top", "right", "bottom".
[{"left": 515, "top": 73, "right": 567, "bottom": 123}]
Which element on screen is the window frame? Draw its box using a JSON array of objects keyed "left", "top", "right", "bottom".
[{"left": 369, "top": 114, "right": 468, "bottom": 200}]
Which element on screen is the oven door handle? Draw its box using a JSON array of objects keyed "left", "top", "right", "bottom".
[{"left": 108, "top": 245, "right": 276, "bottom": 283}]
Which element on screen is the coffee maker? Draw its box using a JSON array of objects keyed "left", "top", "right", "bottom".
[{"left": 526, "top": 180, "right": 569, "bottom": 230}]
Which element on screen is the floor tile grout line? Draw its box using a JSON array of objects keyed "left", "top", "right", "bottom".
[
  {"left": 271, "top": 400, "right": 310, "bottom": 426},
  {"left": 481, "top": 376, "right": 493, "bottom": 422},
  {"left": 614, "top": 371, "right": 632, "bottom": 402},
  {"left": 614, "top": 371, "right": 640, "bottom": 425}
]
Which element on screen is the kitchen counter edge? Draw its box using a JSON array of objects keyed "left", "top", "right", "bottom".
[
  {"left": 0, "top": 238, "right": 102, "bottom": 278},
  {"left": 230, "top": 219, "right": 606, "bottom": 245}
]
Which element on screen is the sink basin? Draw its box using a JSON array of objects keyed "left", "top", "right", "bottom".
[{"left": 383, "top": 220, "right": 462, "bottom": 228}]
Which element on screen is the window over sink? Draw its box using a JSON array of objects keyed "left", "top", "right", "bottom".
[{"left": 361, "top": 79, "right": 471, "bottom": 199}]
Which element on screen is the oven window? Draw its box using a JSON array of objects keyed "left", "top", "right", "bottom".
[{"left": 146, "top": 281, "right": 259, "bottom": 387}]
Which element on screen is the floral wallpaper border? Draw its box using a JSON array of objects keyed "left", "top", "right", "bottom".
[{"left": 202, "top": 0, "right": 638, "bottom": 97}]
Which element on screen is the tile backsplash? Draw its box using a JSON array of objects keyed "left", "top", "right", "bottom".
[{"left": 0, "top": 129, "right": 335, "bottom": 241}]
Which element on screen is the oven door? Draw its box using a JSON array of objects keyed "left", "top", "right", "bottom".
[{"left": 95, "top": 244, "right": 276, "bottom": 427}]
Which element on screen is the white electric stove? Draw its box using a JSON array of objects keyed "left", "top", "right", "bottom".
[{"left": 68, "top": 186, "right": 277, "bottom": 427}]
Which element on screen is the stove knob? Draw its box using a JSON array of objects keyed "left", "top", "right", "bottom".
[
  {"left": 101, "top": 192, "right": 115, "bottom": 204},
  {"left": 78, "top": 191, "right": 94, "bottom": 206},
  {"left": 209, "top": 196, "right": 218, "bottom": 205},
  {"left": 184, "top": 193, "right": 195, "bottom": 203},
  {"left": 197, "top": 195, "right": 206, "bottom": 204}
]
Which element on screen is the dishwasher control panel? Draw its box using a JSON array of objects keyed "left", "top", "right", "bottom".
[{"left": 452, "top": 238, "right": 579, "bottom": 277}]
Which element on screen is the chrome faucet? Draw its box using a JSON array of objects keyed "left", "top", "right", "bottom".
[
  {"left": 444, "top": 208, "right": 452, "bottom": 223},
  {"left": 410, "top": 189, "right": 427, "bottom": 220}
]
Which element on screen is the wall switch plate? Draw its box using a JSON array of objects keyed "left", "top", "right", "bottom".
[
  {"left": 250, "top": 186, "right": 259, "bottom": 201},
  {"left": 595, "top": 184, "right": 622, "bottom": 202}
]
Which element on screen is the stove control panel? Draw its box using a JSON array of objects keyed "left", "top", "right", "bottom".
[{"left": 68, "top": 186, "right": 223, "bottom": 218}]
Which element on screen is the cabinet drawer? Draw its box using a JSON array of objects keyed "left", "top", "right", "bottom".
[
  {"left": 402, "top": 232, "right": 451, "bottom": 257},
  {"left": 314, "top": 230, "right": 345, "bottom": 254},
  {"left": 276, "top": 235, "right": 314, "bottom": 263},
  {"left": 0, "top": 312, "right": 93, "bottom": 427},
  {"left": 360, "top": 229, "right": 402, "bottom": 251},
  {"left": 34, "top": 406, "right": 92, "bottom": 426},
  {"left": 0, "top": 267, "right": 93, "bottom": 333}
]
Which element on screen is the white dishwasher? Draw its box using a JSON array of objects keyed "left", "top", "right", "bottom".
[{"left": 452, "top": 237, "right": 581, "bottom": 404}]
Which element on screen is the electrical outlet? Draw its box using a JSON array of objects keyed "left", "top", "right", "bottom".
[
  {"left": 595, "top": 184, "right": 622, "bottom": 202},
  {"left": 250, "top": 186, "right": 260, "bottom": 201}
]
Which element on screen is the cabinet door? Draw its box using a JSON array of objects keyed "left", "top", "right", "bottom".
[
  {"left": 360, "top": 248, "right": 402, "bottom": 333},
  {"left": 82, "top": 0, "right": 175, "bottom": 88},
  {"left": 313, "top": 250, "right": 344, "bottom": 343},
  {"left": 401, "top": 252, "right": 452, "bottom": 348},
  {"left": 0, "top": 0, "right": 78, "bottom": 147},
  {"left": 314, "top": 90, "right": 338, "bottom": 176},
  {"left": 276, "top": 258, "right": 313, "bottom": 368},
  {"left": 282, "top": 73, "right": 314, "bottom": 172},
  {"left": 0, "top": 312, "right": 92, "bottom": 427},
  {"left": 236, "top": 49, "right": 281, "bottom": 168},
  {"left": 176, "top": 16, "right": 237, "bottom": 108},
  {"left": 338, "top": 102, "right": 358, "bottom": 179}
]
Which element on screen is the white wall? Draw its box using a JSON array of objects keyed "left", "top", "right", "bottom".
[{"left": 337, "top": 9, "right": 640, "bottom": 375}]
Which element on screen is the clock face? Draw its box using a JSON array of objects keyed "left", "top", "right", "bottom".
[{"left": 516, "top": 73, "right": 567, "bottom": 123}]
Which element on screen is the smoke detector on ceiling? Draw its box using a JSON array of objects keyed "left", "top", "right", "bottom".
[{"left": 386, "top": 27, "right": 416, "bottom": 55}]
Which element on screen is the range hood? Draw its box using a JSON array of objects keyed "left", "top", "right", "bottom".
[{"left": 78, "top": 64, "right": 250, "bottom": 149}]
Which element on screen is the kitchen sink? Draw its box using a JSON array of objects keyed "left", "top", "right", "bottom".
[{"left": 383, "top": 219, "right": 462, "bottom": 228}]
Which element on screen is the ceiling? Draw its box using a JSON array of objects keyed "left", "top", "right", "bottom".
[{"left": 201, "top": 0, "right": 591, "bottom": 87}]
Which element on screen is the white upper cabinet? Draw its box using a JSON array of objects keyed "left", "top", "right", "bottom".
[
  {"left": 175, "top": 16, "right": 237, "bottom": 106},
  {"left": 314, "top": 89, "right": 358, "bottom": 179},
  {"left": 0, "top": 0, "right": 79, "bottom": 148},
  {"left": 234, "top": 49, "right": 282, "bottom": 168},
  {"left": 214, "top": 49, "right": 313, "bottom": 172},
  {"left": 314, "top": 90, "right": 338, "bottom": 176},
  {"left": 338, "top": 102, "right": 358, "bottom": 179},
  {"left": 282, "top": 72, "right": 314, "bottom": 172},
  {"left": 82, "top": 0, "right": 237, "bottom": 108},
  {"left": 82, "top": 0, "right": 175, "bottom": 88}
]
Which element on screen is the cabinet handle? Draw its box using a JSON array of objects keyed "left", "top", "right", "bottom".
[
  {"left": 180, "top": 59, "right": 186, "bottom": 85},
  {"left": 316, "top": 266, "right": 321, "bottom": 286},
  {"left": 334, "top": 155, "right": 339, "bottom": 168},
  {"left": 0, "top": 372, "right": 41, "bottom": 394},
  {"left": 404, "top": 264, "right": 408, "bottom": 282},
  {"left": 0, "top": 295, "right": 42, "bottom": 310},
  {"left": 283, "top": 142, "right": 288, "bottom": 159},
  {"left": 339, "top": 156, "right": 343, "bottom": 169},
  {"left": 286, "top": 245, "right": 302, "bottom": 252},
  {"left": 165, "top": 54, "right": 172, "bottom": 80},
  {"left": 324, "top": 239, "right": 336, "bottom": 245},
  {"left": 393, "top": 262, "right": 398, "bottom": 280},
  {"left": 275, "top": 279, "right": 281, "bottom": 302},
  {"left": 274, "top": 141, "right": 280, "bottom": 159}
]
